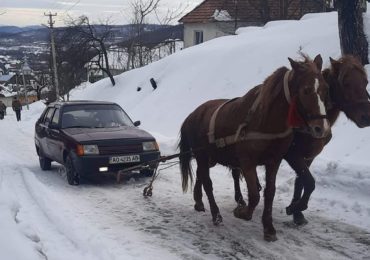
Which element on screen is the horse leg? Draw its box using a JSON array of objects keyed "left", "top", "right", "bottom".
[
  {"left": 234, "top": 166, "right": 260, "bottom": 221},
  {"left": 285, "top": 153, "right": 315, "bottom": 225},
  {"left": 193, "top": 177, "right": 205, "bottom": 212},
  {"left": 232, "top": 169, "right": 246, "bottom": 206},
  {"left": 262, "top": 163, "right": 279, "bottom": 242},
  {"left": 196, "top": 159, "right": 222, "bottom": 225},
  {"left": 290, "top": 176, "right": 307, "bottom": 225}
]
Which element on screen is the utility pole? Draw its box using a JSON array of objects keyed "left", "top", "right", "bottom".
[{"left": 44, "top": 12, "right": 60, "bottom": 100}]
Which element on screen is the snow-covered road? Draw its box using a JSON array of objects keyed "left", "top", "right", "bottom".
[{"left": 1, "top": 108, "right": 370, "bottom": 260}]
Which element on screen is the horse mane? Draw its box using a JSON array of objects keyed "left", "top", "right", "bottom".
[
  {"left": 257, "top": 54, "right": 316, "bottom": 114},
  {"left": 253, "top": 54, "right": 319, "bottom": 127},
  {"left": 257, "top": 67, "right": 288, "bottom": 112},
  {"left": 337, "top": 55, "right": 367, "bottom": 81}
]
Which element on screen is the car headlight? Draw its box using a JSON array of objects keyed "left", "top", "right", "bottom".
[
  {"left": 142, "top": 141, "right": 158, "bottom": 151},
  {"left": 76, "top": 144, "right": 99, "bottom": 156}
]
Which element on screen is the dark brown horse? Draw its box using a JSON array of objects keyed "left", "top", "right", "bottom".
[
  {"left": 232, "top": 55, "right": 370, "bottom": 226},
  {"left": 285, "top": 55, "right": 370, "bottom": 224},
  {"left": 179, "top": 55, "right": 330, "bottom": 241}
]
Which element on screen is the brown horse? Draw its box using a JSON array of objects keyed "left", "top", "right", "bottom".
[
  {"left": 285, "top": 55, "right": 370, "bottom": 224},
  {"left": 231, "top": 55, "right": 370, "bottom": 226},
  {"left": 179, "top": 55, "right": 330, "bottom": 241}
]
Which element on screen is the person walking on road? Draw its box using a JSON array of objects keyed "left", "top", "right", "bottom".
[
  {"left": 0, "top": 100, "right": 6, "bottom": 120},
  {"left": 12, "top": 97, "right": 22, "bottom": 121}
]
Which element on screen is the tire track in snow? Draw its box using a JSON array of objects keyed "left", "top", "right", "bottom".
[{"left": 66, "top": 170, "right": 370, "bottom": 260}]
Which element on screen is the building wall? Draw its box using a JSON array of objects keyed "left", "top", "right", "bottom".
[
  {"left": 183, "top": 21, "right": 260, "bottom": 48},
  {"left": 0, "top": 95, "right": 38, "bottom": 107}
]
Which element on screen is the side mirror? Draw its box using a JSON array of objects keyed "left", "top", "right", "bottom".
[{"left": 134, "top": 120, "right": 141, "bottom": 127}]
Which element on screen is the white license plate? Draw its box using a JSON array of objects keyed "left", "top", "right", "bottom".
[{"left": 109, "top": 155, "right": 140, "bottom": 164}]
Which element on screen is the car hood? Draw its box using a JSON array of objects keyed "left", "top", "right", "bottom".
[{"left": 62, "top": 126, "right": 154, "bottom": 143}]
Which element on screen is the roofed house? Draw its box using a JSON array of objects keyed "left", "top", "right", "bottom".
[{"left": 179, "top": 0, "right": 339, "bottom": 48}]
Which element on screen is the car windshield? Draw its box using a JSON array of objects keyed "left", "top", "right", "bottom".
[{"left": 61, "top": 104, "right": 134, "bottom": 129}]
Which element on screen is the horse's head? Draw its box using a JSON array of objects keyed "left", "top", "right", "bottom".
[
  {"left": 328, "top": 56, "right": 370, "bottom": 128},
  {"left": 287, "top": 54, "right": 330, "bottom": 138}
]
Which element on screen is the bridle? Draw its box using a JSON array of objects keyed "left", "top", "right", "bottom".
[{"left": 284, "top": 70, "right": 328, "bottom": 128}]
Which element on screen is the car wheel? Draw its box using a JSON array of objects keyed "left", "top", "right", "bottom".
[
  {"left": 39, "top": 154, "right": 51, "bottom": 171},
  {"left": 65, "top": 155, "right": 80, "bottom": 185}
]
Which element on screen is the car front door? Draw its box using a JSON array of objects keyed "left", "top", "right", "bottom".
[
  {"left": 47, "top": 108, "right": 64, "bottom": 163},
  {"left": 37, "top": 107, "right": 55, "bottom": 158}
]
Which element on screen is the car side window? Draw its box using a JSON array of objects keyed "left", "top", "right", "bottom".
[
  {"left": 44, "top": 108, "right": 55, "bottom": 125},
  {"left": 51, "top": 108, "right": 60, "bottom": 126}
]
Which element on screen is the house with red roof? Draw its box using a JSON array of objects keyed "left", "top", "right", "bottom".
[{"left": 179, "top": 0, "right": 337, "bottom": 48}]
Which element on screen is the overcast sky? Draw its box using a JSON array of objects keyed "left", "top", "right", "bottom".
[{"left": 0, "top": 0, "right": 202, "bottom": 27}]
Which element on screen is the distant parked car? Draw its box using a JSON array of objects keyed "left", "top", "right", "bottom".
[{"left": 34, "top": 101, "right": 160, "bottom": 185}]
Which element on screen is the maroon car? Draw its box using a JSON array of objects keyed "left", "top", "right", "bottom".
[{"left": 35, "top": 101, "right": 160, "bottom": 185}]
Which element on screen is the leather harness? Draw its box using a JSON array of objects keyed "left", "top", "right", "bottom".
[{"left": 208, "top": 70, "right": 294, "bottom": 148}]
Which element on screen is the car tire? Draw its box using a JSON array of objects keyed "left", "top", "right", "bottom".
[
  {"left": 39, "top": 154, "right": 52, "bottom": 171},
  {"left": 65, "top": 155, "right": 80, "bottom": 185}
]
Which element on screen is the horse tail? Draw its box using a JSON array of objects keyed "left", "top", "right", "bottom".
[{"left": 178, "top": 126, "right": 193, "bottom": 193}]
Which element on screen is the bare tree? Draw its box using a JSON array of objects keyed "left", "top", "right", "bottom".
[
  {"left": 124, "top": 0, "right": 185, "bottom": 70},
  {"left": 247, "top": 0, "right": 270, "bottom": 23},
  {"left": 337, "top": 0, "right": 369, "bottom": 64},
  {"left": 126, "top": 0, "right": 161, "bottom": 68},
  {"left": 32, "top": 71, "right": 51, "bottom": 100},
  {"left": 67, "top": 16, "right": 116, "bottom": 85},
  {"left": 53, "top": 24, "right": 98, "bottom": 99}
]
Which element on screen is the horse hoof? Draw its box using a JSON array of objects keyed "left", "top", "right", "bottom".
[
  {"left": 286, "top": 205, "right": 293, "bottom": 216},
  {"left": 213, "top": 213, "right": 223, "bottom": 225},
  {"left": 293, "top": 212, "right": 308, "bottom": 226},
  {"left": 286, "top": 202, "right": 308, "bottom": 216},
  {"left": 233, "top": 206, "right": 252, "bottom": 221},
  {"left": 264, "top": 233, "right": 278, "bottom": 242},
  {"left": 194, "top": 203, "right": 205, "bottom": 212}
]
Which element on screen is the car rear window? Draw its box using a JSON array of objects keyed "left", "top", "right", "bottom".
[{"left": 61, "top": 104, "right": 134, "bottom": 129}]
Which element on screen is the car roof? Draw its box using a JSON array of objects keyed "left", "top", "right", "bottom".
[{"left": 49, "top": 100, "right": 119, "bottom": 108}]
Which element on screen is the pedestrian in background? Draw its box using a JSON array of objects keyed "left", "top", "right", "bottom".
[{"left": 12, "top": 97, "right": 22, "bottom": 121}]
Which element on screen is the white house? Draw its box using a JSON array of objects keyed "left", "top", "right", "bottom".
[{"left": 179, "top": 0, "right": 337, "bottom": 49}]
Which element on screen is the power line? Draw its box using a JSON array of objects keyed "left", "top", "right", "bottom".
[{"left": 63, "top": 0, "right": 82, "bottom": 15}]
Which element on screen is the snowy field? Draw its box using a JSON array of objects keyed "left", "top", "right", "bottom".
[{"left": 1, "top": 11, "right": 370, "bottom": 260}]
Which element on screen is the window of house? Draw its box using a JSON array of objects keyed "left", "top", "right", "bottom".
[{"left": 194, "top": 31, "right": 204, "bottom": 45}]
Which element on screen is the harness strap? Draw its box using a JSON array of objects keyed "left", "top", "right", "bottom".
[
  {"left": 208, "top": 70, "right": 294, "bottom": 148},
  {"left": 215, "top": 127, "right": 293, "bottom": 148},
  {"left": 208, "top": 98, "right": 239, "bottom": 144}
]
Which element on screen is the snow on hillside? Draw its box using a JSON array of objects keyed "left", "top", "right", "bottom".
[{"left": 1, "top": 11, "right": 370, "bottom": 260}]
